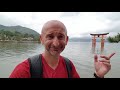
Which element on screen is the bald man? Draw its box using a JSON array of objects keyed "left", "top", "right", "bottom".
[{"left": 9, "top": 20, "right": 115, "bottom": 78}]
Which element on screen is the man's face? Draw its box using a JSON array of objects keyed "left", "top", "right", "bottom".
[{"left": 40, "top": 27, "right": 68, "bottom": 56}]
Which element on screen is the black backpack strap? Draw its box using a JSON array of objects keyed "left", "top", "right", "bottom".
[
  {"left": 63, "top": 57, "right": 72, "bottom": 78},
  {"left": 28, "top": 54, "right": 72, "bottom": 78},
  {"left": 28, "top": 54, "right": 43, "bottom": 78}
]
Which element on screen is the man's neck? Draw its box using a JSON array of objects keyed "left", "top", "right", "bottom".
[{"left": 42, "top": 52, "right": 60, "bottom": 70}]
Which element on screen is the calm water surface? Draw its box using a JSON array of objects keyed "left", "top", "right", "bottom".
[{"left": 0, "top": 41, "right": 119, "bottom": 78}]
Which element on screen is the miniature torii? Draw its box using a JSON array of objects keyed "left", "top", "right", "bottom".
[{"left": 90, "top": 33, "right": 109, "bottom": 53}]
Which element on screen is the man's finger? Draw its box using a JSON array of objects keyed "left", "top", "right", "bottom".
[
  {"left": 100, "top": 56, "right": 109, "bottom": 60},
  {"left": 108, "top": 53, "right": 115, "bottom": 59},
  {"left": 94, "top": 54, "right": 98, "bottom": 62},
  {"left": 100, "top": 53, "right": 115, "bottom": 60},
  {"left": 100, "top": 59, "right": 110, "bottom": 64}
]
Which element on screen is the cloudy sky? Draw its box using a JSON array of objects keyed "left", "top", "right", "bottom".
[{"left": 0, "top": 12, "right": 120, "bottom": 38}]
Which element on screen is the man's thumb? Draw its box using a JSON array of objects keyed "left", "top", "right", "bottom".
[{"left": 94, "top": 54, "right": 98, "bottom": 62}]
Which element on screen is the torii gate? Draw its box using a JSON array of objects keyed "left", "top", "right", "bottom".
[{"left": 90, "top": 33, "right": 109, "bottom": 53}]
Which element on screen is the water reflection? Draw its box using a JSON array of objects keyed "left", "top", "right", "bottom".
[
  {"left": 0, "top": 41, "right": 42, "bottom": 61},
  {"left": 91, "top": 42, "right": 107, "bottom": 56}
]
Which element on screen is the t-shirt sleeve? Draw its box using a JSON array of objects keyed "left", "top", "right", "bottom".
[
  {"left": 70, "top": 60, "right": 80, "bottom": 78},
  {"left": 9, "top": 59, "right": 30, "bottom": 78}
]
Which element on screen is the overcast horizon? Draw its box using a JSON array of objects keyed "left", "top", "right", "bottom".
[{"left": 0, "top": 12, "right": 120, "bottom": 38}]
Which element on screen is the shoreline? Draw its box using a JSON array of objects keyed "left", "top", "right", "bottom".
[{"left": 0, "top": 40, "right": 40, "bottom": 43}]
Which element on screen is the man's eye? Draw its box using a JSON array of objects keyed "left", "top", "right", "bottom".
[
  {"left": 58, "top": 35, "right": 64, "bottom": 39},
  {"left": 47, "top": 35, "right": 54, "bottom": 39}
]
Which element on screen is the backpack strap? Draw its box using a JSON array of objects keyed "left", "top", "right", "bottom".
[
  {"left": 63, "top": 57, "right": 72, "bottom": 78},
  {"left": 28, "top": 54, "right": 43, "bottom": 78},
  {"left": 28, "top": 54, "right": 72, "bottom": 78}
]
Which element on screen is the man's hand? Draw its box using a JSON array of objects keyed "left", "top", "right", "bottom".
[{"left": 94, "top": 53, "right": 115, "bottom": 78}]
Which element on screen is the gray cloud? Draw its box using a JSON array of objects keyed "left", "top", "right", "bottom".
[
  {"left": 95, "top": 12, "right": 120, "bottom": 23},
  {"left": 60, "top": 12, "right": 80, "bottom": 17},
  {"left": 0, "top": 14, "right": 20, "bottom": 26},
  {"left": 105, "top": 22, "right": 120, "bottom": 34},
  {"left": 0, "top": 15, "right": 14, "bottom": 26},
  {"left": 103, "top": 12, "right": 120, "bottom": 21}
]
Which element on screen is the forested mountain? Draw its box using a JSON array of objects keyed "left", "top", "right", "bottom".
[
  {"left": 0, "top": 25, "right": 39, "bottom": 36},
  {"left": 0, "top": 24, "right": 40, "bottom": 41}
]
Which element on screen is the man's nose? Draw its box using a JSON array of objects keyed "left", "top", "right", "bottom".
[{"left": 53, "top": 37, "right": 59, "bottom": 46}]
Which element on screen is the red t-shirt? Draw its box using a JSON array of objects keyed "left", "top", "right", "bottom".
[{"left": 9, "top": 55, "right": 80, "bottom": 78}]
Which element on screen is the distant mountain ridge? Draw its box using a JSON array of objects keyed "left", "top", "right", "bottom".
[
  {"left": 69, "top": 37, "right": 108, "bottom": 42},
  {"left": 0, "top": 24, "right": 40, "bottom": 36},
  {"left": 69, "top": 37, "right": 91, "bottom": 42}
]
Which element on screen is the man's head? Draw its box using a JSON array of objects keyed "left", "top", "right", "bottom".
[{"left": 40, "top": 20, "right": 68, "bottom": 56}]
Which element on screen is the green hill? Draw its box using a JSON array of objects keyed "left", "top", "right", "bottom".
[
  {"left": 0, "top": 24, "right": 40, "bottom": 41},
  {"left": 0, "top": 24, "right": 40, "bottom": 36}
]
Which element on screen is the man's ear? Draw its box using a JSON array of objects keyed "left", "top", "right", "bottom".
[
  {"left": 66, "top": 36, "right": 69, "bottom": 45},
  {"left": 40, "top": 35, "right": 43, "bottom": 44}
]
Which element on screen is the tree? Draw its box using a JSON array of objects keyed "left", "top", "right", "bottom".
[{"left": 107, "top": 33, "right": 120, "bottom": 43}]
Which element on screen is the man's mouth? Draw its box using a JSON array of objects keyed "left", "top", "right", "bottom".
[
  {"left": 53, "top": 49, "right": 59, "bottom": 52},
  {"left": 50, "top": 48, "right": 60, "bottom": 52}
]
